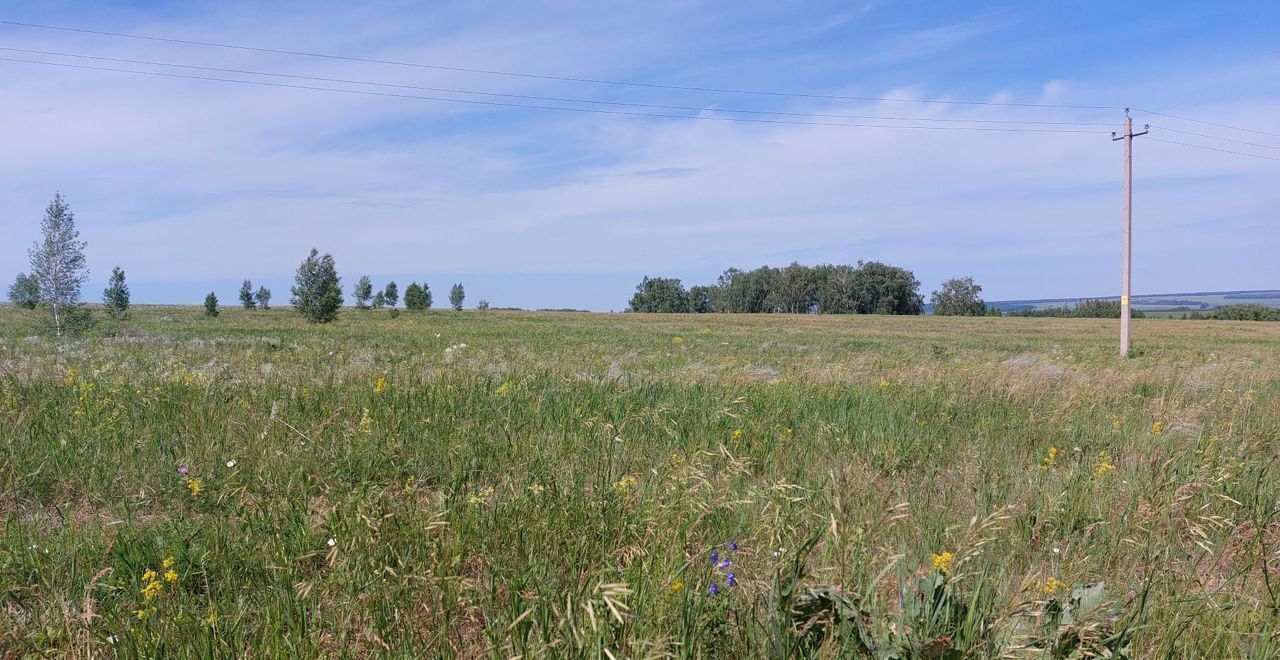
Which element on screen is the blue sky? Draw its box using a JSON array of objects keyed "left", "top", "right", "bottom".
[{"left": 2, "top": 1, "right": 1277, "bottom": 310}]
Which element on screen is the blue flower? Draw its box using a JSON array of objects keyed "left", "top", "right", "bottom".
[
  {"left": 710, "top": 549, "right": 719, "bottom": 565},
  {"left": 726, "top": 572, "right": 737, "bottom": 587},
  {"left": 728, "top": 541, "right": 739, "bottom": 551},
  {"left": 719, "top": 558, "right": 731, "bottom": 570},
  {"left": 708, "top": 582, "right": 719, "bottom": 596}
]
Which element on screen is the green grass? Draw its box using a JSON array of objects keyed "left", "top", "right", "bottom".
[{"left": 2, "top": 305, "right": 1278, "bottom": 657}]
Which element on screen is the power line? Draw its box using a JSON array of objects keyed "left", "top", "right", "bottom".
[
  {"left": 0, "top": 46, "right": 1122, "bottom": 128},
  {"left": 0, "top": 56, "right": 1121, "bottom": 134},
  {"left": 0, "top": 18, "right": 1123, "bottom": 110},
  {"left": 1148, "top": 124, "right": 1280, "bottom": 151},
  {"left": 1146, "top": 136, "right": 1280, "bottom": 162},
  {"left": 1132, "top": 107, "right": 1280, "bottom": 139}
]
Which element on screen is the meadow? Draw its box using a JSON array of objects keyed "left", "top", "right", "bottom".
[{"left": 1, "top": 305, "right": 1278, "bottom": 658}]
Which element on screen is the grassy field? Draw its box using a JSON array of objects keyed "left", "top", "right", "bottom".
[{"left": 1, "top": 305, "right": 1278, "bottom": 658}]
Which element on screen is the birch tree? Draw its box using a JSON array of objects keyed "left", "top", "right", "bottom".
[{"left": 28, "top": 193, "right": 90, "bottom": 336}]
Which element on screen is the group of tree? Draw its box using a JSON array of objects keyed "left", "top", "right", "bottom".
[
  {"left": 629, "top": 261, "right": 928, "bottom": 315},
  {"left": 930, "top": 277, "right": 992, "bottom": 316},
  {"left": 1006, "top": 299, "right": 1145, "bottom": 318},
  {"left": 353, "top": 276, "right": 404, "bottom": 310},
  {"left": 1202, "top": 304, "right": 1280, "bottom": 321},
  {"left": 238, "top": 279, "right": 273, "bottom": 310}
]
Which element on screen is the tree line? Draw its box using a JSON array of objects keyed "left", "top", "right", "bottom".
[
  {"left": 6, "top": 193, "right": 477, "bottom": 333},
  {"left": 629, "top": 262, "right": 995, "bottom": 316}
]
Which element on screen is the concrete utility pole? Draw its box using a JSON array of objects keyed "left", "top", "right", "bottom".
[{"left": 1113, "top": 111, "right": 1147, "bottom": 357}]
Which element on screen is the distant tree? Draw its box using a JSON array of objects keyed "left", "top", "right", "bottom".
[
  {"left": 404, "top": 282, "right": 425, "bottom": 310},
  {"left": 29, "top": 193, "right": 91, "bottom": 336},
  {"left": 450, "top": 283, "right": 465, "bottom": 311},
  {"left": 476, "top": 299, "right": 490, "bottom": 311},
  {"left": 1211, "top": 304, "right": 1280, "bottom": 321},
  {"left": 629, "top": 277, "right": 690, "bottom": 313},
  {"left": 688, "top": 285, "right": 715, "bottom": 313},
  {"left": 383, "top": 281, "right": 399, "bottom": 308},
  {"left": 372, "top": 291, "right": 386, "bottom": 309},
  {"left": 8, "top": 272, "right": 39, "bottom": 309},
  {"left": 985, "top": 306, "right": 1003, "bottom": 317},
  {"left": 239, "top": 279, "right": 257, "bottom": 310},
  {"left": 102, "top": 266, "right": 130, "bottom": 320},
  {"left": 814, "top": 264, "right": 858, "bottom": 314},
  {"left": 352, "top": 275, "right": 374, "bottom": 310},
  {"left": 931, "top": 277, "right": 986, "bottom": 316},
  {"left": 255, "top": 286, "right": 272, "bottom": 310},
  {"left": 767, "top": 262, "right": 818, "bottom": 313},
  {"left": 290, "top": 248, "right": 342, "bottom": 323},
  {"left": 420, "top": 282, "right": 433, "bottom": 309},
  {"left": 204, "top": 291, "right": 219, "bottom": 317},
  {"left": 849, "top": 261, "right": 923, "bottom": 315}
]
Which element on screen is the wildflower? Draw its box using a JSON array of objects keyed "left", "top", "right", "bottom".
[
  {"left": 162, "top": 556, "right": 175, "bottom": 570},
  {"left": 1042, "top": 446, "right": 1059, "bottom": 468},
  {"left": 710, "top": 549, "right": 719, "bottom": 565},
  {"left": 615, "top": 475, "right": 638, "bottom": 492},
  {"left": 225, "top": 460, "right": 236, "bottom": 468},
  {"left": 177, "top": 465, "right": 188, "bottom": 476},
  {"left": 672, "top": 336, "right": 684, "bottom": 345},
  {"left": 1150, "top": 421, "right": 1163, "bottom": 436},
  {"left": 327, "top": 538, "right": 337, "bottom": 547},
  {"left": 879, "top": 379, "right": 888, "bottom": 389},
  {"left": 186, "top": 478, "right": 204, "bottom": 496},
  {"left": 201, "top": 612, "right": 218, "bottom": 626},
  {"left": 1041, "top": 576, "right": 1068, "bottom": 595},
  {"left": 357, "top": 408, "right": 373, "bottom": 433},
  {"left": 931, "top": 551, "right": 955, "bottom": 574},
  {"left": 494, "top": 381, "right": 512, "bottom": 396},
  {"left": 669, "top": 579, "right": 684, "bottom": 593},
  {"left": 140, "top": 579, "right": 163, "bottom": 601},
  {"left": 718, "top": 558, "right": 731, "bottom": 570},
  {"left": 374, "top": 376, "right": 387, "bottom": 394},
  {"left": 141, "top": 569, "right": 158, "bottom": 584},
  {"left": 726, "top": 572, "right": 737, "bottom": 587},
  {"left": 728, "top": 541, "right": 739, "bottom": 552},
  {"left": 1093, "top": 451, "right": 1116, "bottom": 477},
  {"left": 527, "top": 483, "right": 545, "bottom": 496},
  {"left": 708, "top": 583, "right": 719, "bottom": 596},
  {"left": 732, "top": 428, "right": 743, "bottom": 441},
  {"left": 781, "top": 427, "right": 793, "bottom": 440},
  {"left": 135, "top": 608, "right": 150, "bottom": 620},
  {"left": 164, "top": 569, "right": 179, "bottom": 584}
]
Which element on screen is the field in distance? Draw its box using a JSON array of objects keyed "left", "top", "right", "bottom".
[{"left": 1, "top": 306, "right": 1278, "bottom": 657}]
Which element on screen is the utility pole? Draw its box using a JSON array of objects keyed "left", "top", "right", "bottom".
[{"left": 1113, "top": 110, "right": 1147, "bottom": 357}]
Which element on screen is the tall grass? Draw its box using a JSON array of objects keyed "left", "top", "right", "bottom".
[{"left": 1, "top": 306, "right": 1277, "bottom": 657}]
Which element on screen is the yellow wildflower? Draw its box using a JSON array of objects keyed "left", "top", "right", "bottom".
[
  {"left": 732, "top": 428, "right": 743, "bottom": 441},
  {"left": 931, "top": 551, "right": 955, "bottom": 574},
  {"left": 1042, "top": 446, "right": 1059, "bottom": 468},
  {"left": 140, "top": 579, "right": 163, "bottom": 601},
  {"left": 1150, "top": 421, "right": 1163, "bottom": 436},
  {"left": 1041, "top": 576, "right": 1068, "bottom": 595},
  {"left": 615, "top": 475, "right": 638, "bottom": 492},
  {"left": 374, "top": 376, "right": 387, "bottom": 394},
  {"left": 141, "top": 569, "right": 158, "bottom": 584},
  {"left": 135, "top": 608, "right": 150, "bottom": 620},
  {"left": 164, "top": 570, "right": 179, "bottom": 584},
  {"left": 672, "top": 336, "right": 684, "bottom": 345},
  {"left": 781, "top": 427, "right": 793, "bottom": 440},
  {"left": 186, "top": 478, "right": 204, "bottom": 496},
  {"left": 1093, "top": 451, "right": 1116, "bottom": 477},
  {"left": 879, "top": 379, "right": 888, "bottom": 389},
  {"left": 669, "top": 578, "right": 684, "bottom": 593},
  {"left": 357, "top": 408, "right": 373, "bottom": 434},
  {"left": 495, "top": 381, "right": 512, "bottom": 396},
  {"left": 162, "top": 556, "right": 175, "bottom": 570}
]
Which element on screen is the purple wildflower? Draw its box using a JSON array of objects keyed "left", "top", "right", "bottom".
[
  {"left": 726, "top": 572, "right": 737, "bottom": 587},
  {"left": 719, "top": 558, "right": 731, "bottom": 570},
  {"left": 708, "top": 582, "right": 719, "bottom": 596},
  {"left": 177, "top": 465, "right": 189, "bottom": 476},
  {"left": 710, "top": 549, "right": 719, "bottom": 565},
  {"left": 728, "top": 541, "right": 739, "bottom": 552}
]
